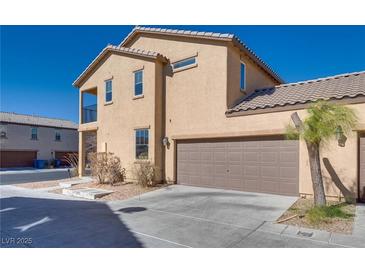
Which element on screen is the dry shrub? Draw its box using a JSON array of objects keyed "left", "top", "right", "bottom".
[
  {"left": 63, "top": 153, "right": 78, "bottom": 177},
  {"left": 89, "top": 152, "right": 126, "bottom": 185},
  {"left": 132, "top": 162, "right": 156, "bottom": 187}
]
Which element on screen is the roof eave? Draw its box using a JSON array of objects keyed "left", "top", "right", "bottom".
[
  {"left": 73, "top": 46, "right": 168, "bottom": 88},
  {"left": 120, "top": 27, "right": 284, "bottom": 84}
]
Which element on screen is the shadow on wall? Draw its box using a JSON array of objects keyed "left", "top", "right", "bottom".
[
  {"left": 322, "top": 157, "right": 356, "bottom": 203},
  {"left": 0, "top": 197, "right": 142, "bottom": 248}
]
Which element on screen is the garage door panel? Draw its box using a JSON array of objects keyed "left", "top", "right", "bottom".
[
  {"left": 280, "top": 167, "right": 298, "bottom": 178},
  {"left": 261, "top": 152, "right": 278, "bottom": 163},
  {"left": 201, "top": 164, "right": 213, "bottom": 175},
  {"left": 260, "top": 180, "right": 279, "bottom": 193},
  {"left": 244, "top": 152, "right": 260, "bottom": 162},
  {"left": 228, "top": 151, "right": 241, "bottom": 162},
  {"left": 0, "top": 150, "right": 37, "bottom": 168},
  {"left": 280, "top": 151, "right": 298, "bottom": 163},
  {"left": 201, "top": 151, "right": 213, "bottom": 161},
  {"left": 189, "top": 151, "right": 200, "bottom": 161},
  {"left": 228, "top": 164, "right": 242, "bottom": 176},
  {"left": 244, "top": 179, "right": 260, "bottom": 192},
  {"left": 179, "top": 151, "right": 189, "bottom": 161},
  {"left": 279, "top": 183, "right": 298, "bottom": 195},
  {"left": 214, "top": 164, "right": 227, "bottom": 176},
  {"left": 177, "top": 139, "right": 299, "bottom": 196},
  {"left": 244, "top": 166, "right": 260, "bottom": 177},
  {"left": 261, "top": 166, "right": 279, "bottom": 177}
]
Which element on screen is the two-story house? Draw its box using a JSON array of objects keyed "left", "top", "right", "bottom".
[
  {"left": 73, "top": 26, "right": 365, "bottom": 201},
  {"left": 0, "top": 112, "right": 78, "bottom": 168}
]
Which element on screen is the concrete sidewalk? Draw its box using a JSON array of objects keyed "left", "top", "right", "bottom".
[{"left": 1, "top": 184, "right": 364, "bottom": 248}]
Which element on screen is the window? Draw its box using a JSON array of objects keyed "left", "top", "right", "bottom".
[
  {"left": 0, "top": 124, "right": 7, "bottom": 139},
  {"left": 55, "top": 130, "right": 61, "bottom": 141},
  {"left": 135, "top": 129, "right": 149, "bottom": 159},
  {"left": 172, "top": 57, "right": 196, "bottom": 71},
  {"left": 240, "top": 62, "right": 246, "bottom": 91},
  {"left": 105, "top": 79, "right": 112, "bottom": 102},
  {"left": 134, "top": 70, "right": 143, "bottom": 96},
  {"left": 31, "top": 127, "right": 38, "bottom": 140}
]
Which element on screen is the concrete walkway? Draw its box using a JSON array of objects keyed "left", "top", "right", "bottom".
[{"left": 1, "top": 184, "right": 364, "bottom": 247}]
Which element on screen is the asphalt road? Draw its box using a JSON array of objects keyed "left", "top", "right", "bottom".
[{"left": 0, "top": 169, "right": 72, "bottom": 185}]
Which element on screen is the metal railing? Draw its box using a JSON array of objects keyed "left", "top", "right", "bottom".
[{"left": 82, "top": 104, "right": 97, "bottom": 124}]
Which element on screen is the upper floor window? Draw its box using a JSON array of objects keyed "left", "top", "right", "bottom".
[
  {"left": 240, "top": 62, "right": 246, "bottom": 91},
  {"left": 0, "top": 124, "right": 7, "bottom": 139},
  {"left": 135, "top": 128, "right": 149, "bottom": 159},
  {"left": 172, "top": 57, "right": 197, "bottom": 71},
  {"left": 55, "top": 130, "right": 61, "bottom": 141},
  {"left": 134, "top": 70, "right": 143, "bottom": 96},
  {"left": 105, "top": 79, "right": 112, "bottom": 102},
  {"left": 31, "top": 127, "right": 38, "bottom": 140}
]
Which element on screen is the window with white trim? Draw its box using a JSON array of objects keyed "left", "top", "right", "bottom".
[
  {"left": 240, "top": 62, "right": 246, "bottom": 91},
  {"left": 135, "top": 129, "right": 149, "bottom": 159},
  {"left": 55, "top": 130, "right": 61, "bottom": 141},
  {"left": 0, "top": 124, "right": 7, "bottom": 139},
  {"left": 172, "top": 57, "right": 196, "bottom": 71},
  {"left": 134, "top": 70, "right": 143, "bottom": 96},
  {"left": 31, "top": 127, "right": 38, "bottom": 140},
  {"left": 105, "top": 79, "right": 112, "bottom": 102}
]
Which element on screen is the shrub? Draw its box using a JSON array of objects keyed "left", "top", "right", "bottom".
[
  {"left": 307, "top": 204, "right": 354, "bottom": 224},
  {"left": 132, "top": 162, "right": 156, "bottom": 187},
  {"left": 89, "top": 152, "right": 126, "bottom": 185},
  {"left": 63, "top": 153, "right": 79, "bottom": 177}
]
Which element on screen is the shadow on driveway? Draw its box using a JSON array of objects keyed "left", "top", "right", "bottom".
[{"left": 0, "top": 196, "right": 142, "bottom": 248}]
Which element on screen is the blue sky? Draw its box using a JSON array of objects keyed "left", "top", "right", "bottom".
[{"left": 1, "top": 25, "right": 365, "bottom": 123}]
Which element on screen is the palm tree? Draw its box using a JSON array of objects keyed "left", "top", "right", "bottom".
[{"left": 286, "top": 101, "right": 358, "bottom": 206}]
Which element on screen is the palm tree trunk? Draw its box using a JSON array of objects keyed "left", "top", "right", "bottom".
[{"left": 306, "top": 142, "right": 326, "bottom": 206}]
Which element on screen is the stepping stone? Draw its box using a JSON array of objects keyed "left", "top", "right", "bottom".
[
  {"left": 62, "top": 188, "right": 113, "bottom": 199},
  {"left": 59, "top": 177, "right": 93, "bottom": 188}
]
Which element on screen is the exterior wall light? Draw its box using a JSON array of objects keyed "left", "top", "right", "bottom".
[
  {"left": 335, "top": 126, "right": 347, "bottom": 147},
  {"left": 162, "top": 137, "right": 170, "bottom": 147}
]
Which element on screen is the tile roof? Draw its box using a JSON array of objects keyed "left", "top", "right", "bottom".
[
  {"left": 227, "top": 71, "right": 365, "bottom": 114},
  {"left": 0, "top": 112, "right": 78, "bottom": 129},
  {"left": 73, "top": 45, "right": 168, "bottom": 87},
  {"left": 120, "top": 26, "right": 284, "bottom": 84}
]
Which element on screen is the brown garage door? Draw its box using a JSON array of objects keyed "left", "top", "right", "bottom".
[
  {"left": 177, "top": 138, "right": 299, "bottom": 196},
  {"left": 0, "top": 150, "right": 37, "bottom": 168},
  {"left": 360, "top": 136, "right": 365, "bottom": 201}
]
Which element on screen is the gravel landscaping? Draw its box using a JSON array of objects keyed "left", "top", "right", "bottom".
[
  {"left": 15, "top": 177, "right": 78, "bottom": 189},
  {"left": 277, "top": 198, "right": 355, "bottom": 234},
  {"left": 50, "top": 181, "right": 166, "bottom": 201}
]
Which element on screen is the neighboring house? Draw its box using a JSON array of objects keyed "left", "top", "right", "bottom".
[
  {"left": 0, "top": 112, "right": 78, "bottom": 168},
  {"left": 73, "top": 26, "right": 365, "bottom": 201}
]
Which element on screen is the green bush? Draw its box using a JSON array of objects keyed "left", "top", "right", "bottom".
[{"left": 307, "top": 204, "right": 354, "bottom": 224}]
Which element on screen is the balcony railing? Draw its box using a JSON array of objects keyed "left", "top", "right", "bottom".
[{"left": 82, "top": 104, "right": 97, "bottom": 124}]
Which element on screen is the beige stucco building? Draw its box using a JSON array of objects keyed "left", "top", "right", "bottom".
[
  {"left": 74, "top": 27, "right": 365, "bottom": 201},
  {"left": 0, "top": 112, "right": 78, "bottom": 167}
]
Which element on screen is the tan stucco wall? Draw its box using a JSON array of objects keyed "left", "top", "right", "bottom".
[
  {"left": 166, "top": 103, "right": 365, "bottom": 198},
  {"left": 79, "top": 52, "right": 163, "bottom": 180},
  {"left": 0, "top": 123, "right": 78, "bottom": 159},
  {"left": 78, "top": 33, "right": 365, "bottom": 199},
  {"left": 226, "top": 45, "right": 279, "bottom": 108},
  {"left": 298, "top": 103, "right": 365, "bottom": 198}
]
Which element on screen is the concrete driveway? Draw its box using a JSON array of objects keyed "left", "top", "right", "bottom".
[{"left": 1, "top": 184, "right": 364, "bottom": 247}]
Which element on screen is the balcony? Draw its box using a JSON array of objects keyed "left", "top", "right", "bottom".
[
  {"left": 82, "top": 104, "right": 97, "bottom": 124},
  {"left": 80, "top": 87, "right": 97, "bottom": 126}
]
